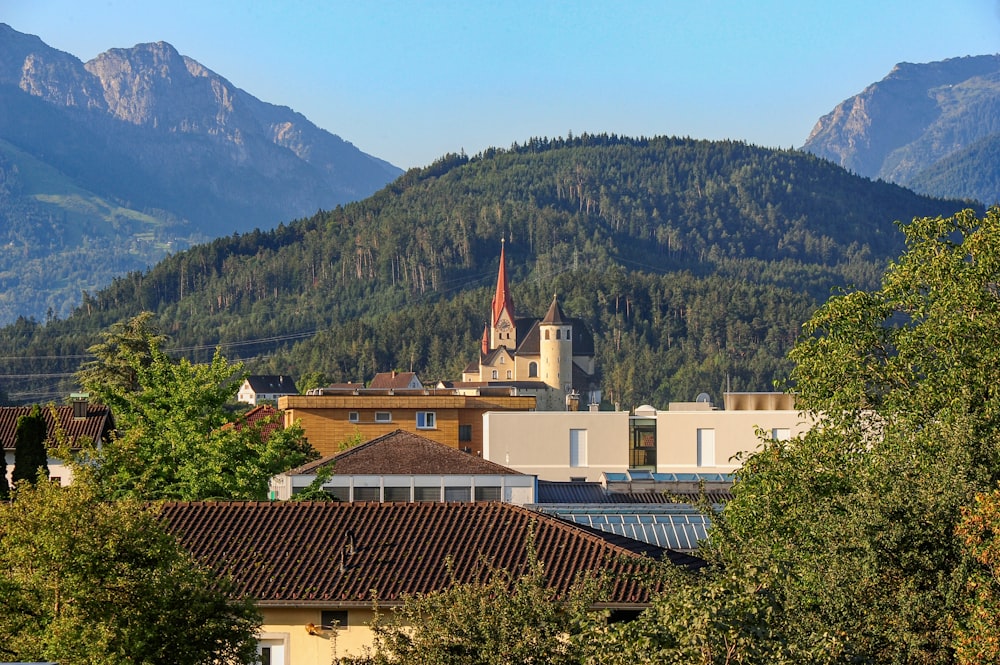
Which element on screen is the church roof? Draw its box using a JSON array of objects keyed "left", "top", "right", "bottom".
[
  {"left": 491, "top": 241, "right": 515, "bottom": 326},
  {"left": 541, "top": 296, "right": 567, "bottom": 325},
  {"left": 513, "top": 317, "right": 596, "bottom": 357}
]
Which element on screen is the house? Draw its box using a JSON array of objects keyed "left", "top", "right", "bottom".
[
  {"left": 456, "top": 241, "right": 600, "bottom": 410},
  {"left": 238, "top": 375, "right": 298, "bottom": 406},
  {"left": 269, "top": 429, "right": 536, "bottom": 503},
  {"left": 0, "top": 396, "right": 115, "bottom": 486},
  {"left": 159, "top": 500, "right": 703, "bottom": 663},
  {"left": 368, "top": 371, "right": 422, "bottom": 390},
  {"left": 483, "top": 392, "right": 813, "bottom": 481},
  {"left": 278, "top": 389, "right": 535, "bottom": 457}
]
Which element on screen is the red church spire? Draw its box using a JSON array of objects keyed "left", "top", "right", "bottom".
[
  {"left": 491, "top": 239, "right": 515, "bottom": 326},
  {"left": 481, "top": 322, "right": 490, "bottom": 356}
]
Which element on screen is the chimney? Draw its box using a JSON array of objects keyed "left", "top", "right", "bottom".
[{"left": 71, "top": 392, "right": 89, "bottom": 419}]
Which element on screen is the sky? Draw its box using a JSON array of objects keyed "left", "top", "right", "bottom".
[{"left": 3, "top": 1, "right": 1000, "bottom": 169}]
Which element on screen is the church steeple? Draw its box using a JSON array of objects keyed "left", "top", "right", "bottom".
[
  {"left": 491, "top": 239, "right": 514, "bottom": 327},
  {"left": 490, "top": 240, "right": 517, "bottom": 350}
]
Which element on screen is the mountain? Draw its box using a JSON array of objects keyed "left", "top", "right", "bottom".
[
  {"left": 0, "top": 24, "right": 402, "bottom": 324},
  {"left": 0, "top": 135, "right": 973, "bottom": 406},
  {"left": 801, "top": 55, "right": 1000, "bottom": 205}
]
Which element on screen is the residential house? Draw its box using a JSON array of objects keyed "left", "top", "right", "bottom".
[
  {"left": 238, "top": 375, "right": 299, "bottom": 406},
  {"left": 269, "top": 429, "right": 536, "bottom": 503},
  {"left": 160, "top": 500, "right": 703, "bottom": 663},
  {"left": 0, "top": 396, "right": 115, "bottom": 486},
  {"left": 368, "top": 371, "right": 422, "bottom": 390},
  {"left": 278, "top": 389, "right": 535, "bottom": 457}
]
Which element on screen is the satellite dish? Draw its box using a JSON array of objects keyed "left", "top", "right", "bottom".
[{"left": 695, "top": 392, "right": 711, "bottom": 403}]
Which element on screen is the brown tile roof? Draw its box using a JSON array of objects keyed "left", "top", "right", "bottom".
[
  {"left": 369, "top": 371, "right": 421, "bottom": 390},
  {"left": 288, "top": 429, "right": 523, "bottom": 476},
  {"left": 159, "top": 501, "right": 703, "bottom": 608},
  {"left": 230, "top": 405, "right": 284, "bottom": 440},
  {"left": 0, "top": 404, "right": 115, "bottom": 451}
]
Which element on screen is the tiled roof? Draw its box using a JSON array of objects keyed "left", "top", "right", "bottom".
[
  {"left": 246, "top": 375, "right": 298, "bottom": 394},
  {"left": 0, "top": 404, "right": 114, "bottom": 451},
  {"left": 514, "top": 316, "right": 595, "bottom": 357},
  {"left": 541, "top": 296, "right": 567, "bottom": 325},
  {"left": 369, "top": 371, "right": 421, "bottom": 390},
  {"left": 287, "top": 429, "right": 523, "bottom": 476},
  {"left": 231, "top": 405, "right": 284, "bottom": 440},
  {"left": 159, "top": 501, "right": 703, "bottom": 608}
]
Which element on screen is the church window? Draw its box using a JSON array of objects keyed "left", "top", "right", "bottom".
[
  {"left": 492, "top": 370, "right": 498, "bottom": 379},
  {"left": 506, "top": 370, "right": 512, "bottom": 379},
  {"left": 528, "top": 362, "right": 538, "bottom": 377},
  {"left": 556, "top": 329, "right": 561, "bottom": 340},
  {"left": 499, "top": 356, "right": 504, "bottom": 364},
  {"left": 567, "top": 329, "right": 571, "bottom": 340},
  {"left": 544, "top": 330, "right": 550, "bottom": 340}
]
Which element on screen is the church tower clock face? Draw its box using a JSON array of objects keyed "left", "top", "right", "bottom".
[{"left": 498, "top": 318, "right": 511, "bottom": 332}]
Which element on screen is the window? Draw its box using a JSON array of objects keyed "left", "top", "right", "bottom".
[
  {"left": 569, "top": 429, "right": 588, "bottom": 467},
  {"left": 544, "top": 330, "right": 550, "bottom": 340},
  {"left": 697, "top": 429, "right": 716, "bottom": 467},
  {"left": 384, "top": 486, "right": 411, "bottom": 502},
  {"left": 322, "top": 610, "right": 349, "bottom": 630},
  {"left": 492, "top": 369, "right": 498, "bottom": 379},
  {"left": 257, "top": 637, "right": 287, "bottom": 665},
  {"left": 416, "top": 411, "right": 436, "bottom": 429},
  {"left": 348, "top": 411, "right": 359, "bottom": 423},
  {"left": 353, "top": 487, "right": 379, "bottom": 502},
  {"left": 566, "top": 329, "right": 571, "bottom": 340},
  {"left": 414, "top": 486, "right": 440, "bottom": 502},
  {"left": 500, "top": 355, "right": 505, "bottom": 364},
  {"left": 475, "top": 486, "right": 501, "bottom": 501},
  {"left": 445, "top": 486, "right": 471, "bottom": 502},
  {"left": 375, "top": 411, "right": 391, "bottom": 423},
  {"left": 528, "top": 362, "right": 538, "bottom": 377},
  {"left": 459, "top": 424, "right": 473, "bottom": 442},
  {"left": 556, "top": 329, "right": 561, "bottom": 340},
  {"left": 772, "top": 428, "right": 791, "bottom": 441},
  {"left": 506, "top": 370, "right": 512, "bottom": 379}
]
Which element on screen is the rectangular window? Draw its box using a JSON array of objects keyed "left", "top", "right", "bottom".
[
  {"left": 414, "top": 486, "right": 440, "bottom": 502},
  {"left": 697, "top": 429, "right": 716, "bottom": 467},
  {"left": 322, "top": 610, "right": 349, "bottom": 630},
  {"left": 459, "top": 424, "right": 473, "bottom": 442},
  {"left": 353, "top": 487, "right": 379, "bottom": 502},
  {"left": 375, "top": 411, "right": 391, "bottom": 423},
  {"left": 445, "top": 486, "right": 471, "bottom": 502},
  {"left": 569, "top": 429, "right": 588, "bottom": 467},
  {"left": 383, "top": 486, "right": 411, "bottom": 502},
  {"left": 772, "top": 428, "right": 791, "bottom": 441},
  {"left": 506, "top": 370, "right": 512, "bottom": 379},
  {"left": 348, "top": 411, "right": 359, "bottom": 423},
  {"left": 416, "top": 411, "right": 436, "bottom": 429},
  {"left": 475, "top": 486, "right": 501, "bottom": 501}
]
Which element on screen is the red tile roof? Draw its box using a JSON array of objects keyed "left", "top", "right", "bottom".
[
  {"left": 368, "top": 371, "right": 421, "bottom": 390},
  {"left": 287, "top": 429, "right": 523, "bottom": 476},
  {"left": 159, "top": 501, "right": 703, "bottom": 608},
  {"left": 231, "top": 404, "right": 284, "bottom": 440},
  {"left": 0, "top": 404, "right": 115, "bottom": 451}
]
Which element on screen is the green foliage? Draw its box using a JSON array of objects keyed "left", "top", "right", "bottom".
[
  {"left": 75, "top": 313, "right": 318, "bottom": 500},
  {"left": 12, "top": 404, "right": 47, "bottom": 487},
  {"left": 0, "top": 136, "right": 971, "bottom": 405},
  {"left": 705, "top": 207, "right": 1000, "bottom": 662},
  {"left": 0, "top": 479, "right": 261, "bottom": 664},
  {"left": 346, "top": 538, "right": 606, "bottom": 665}
]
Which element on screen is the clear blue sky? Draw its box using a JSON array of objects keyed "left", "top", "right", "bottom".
[{"left": 4, "top": 0, "right": 1000, "bottom": 169}]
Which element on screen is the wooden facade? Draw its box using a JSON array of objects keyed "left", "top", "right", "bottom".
[{"left": 278, "top": 391, "right": 536, "bottom": 457}]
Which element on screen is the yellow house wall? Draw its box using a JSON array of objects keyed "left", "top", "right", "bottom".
[
  {"left": 483, "top": 411, "right": 630, "bottom": 481},
  {"left": 260, "top": 607, "right": 380, "bottom": 664},
  {"left": 656, "top": 409, "right": 814, "bottom": 473}
]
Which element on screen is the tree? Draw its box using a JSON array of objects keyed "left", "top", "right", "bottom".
[
  {"left": 76, "top": 313, "right": 318, "bottom": 500},
  {"left": 12, "top": 404, "right": 47, "bottom": 487},
  {"left": 345, "top": 539, "right": 605, "bottom": 665},
  {"left": 0, "top": 445, "right": 8, "bottom": 500},
  {"left": 76, "top": 310, "right": 166, "bottom": 398},
  {"left": 705, "top": 208, "right": 1000, "bottom": 662},
  {"left": 0, "top": 478, "right": 260, "bottom": 665}
]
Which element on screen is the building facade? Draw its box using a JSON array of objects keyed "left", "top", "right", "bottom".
[{"left": 457, "top": 242, "right": 600, "bottom": 410}]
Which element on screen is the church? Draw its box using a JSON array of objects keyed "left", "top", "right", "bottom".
[{"left": 457, "top": 242, "right": 601, "bottom": 410}]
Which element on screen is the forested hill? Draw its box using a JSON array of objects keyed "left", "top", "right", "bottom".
[{"left": 0, "top": 135, "right": 974, "bottom": 406}]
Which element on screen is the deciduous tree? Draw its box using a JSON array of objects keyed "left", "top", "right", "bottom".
[{"left": 0, "top": 479, "right": 260, "bottom": 664}]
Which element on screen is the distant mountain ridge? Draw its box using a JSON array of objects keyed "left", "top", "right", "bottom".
[
  {"left": 0, "top": 23, "right": 402, "bottom": 324},
  {"left": 802, "top": 54, "right": 1000, "bottom": 205}
]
